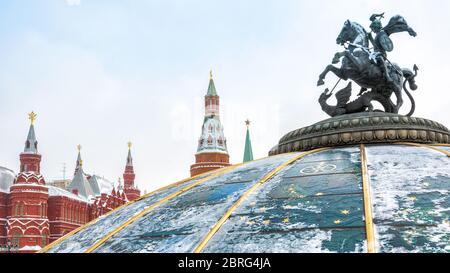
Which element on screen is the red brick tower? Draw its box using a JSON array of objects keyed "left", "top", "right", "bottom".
[
  {"left": 7, "top": 112, "right": 49, "bottom": 251},
  {"left": 123, "top": 142, "right": 140, "bottom": 201},
  {"left": 190, "top": 71, "right": 230, "bottom": 176}
]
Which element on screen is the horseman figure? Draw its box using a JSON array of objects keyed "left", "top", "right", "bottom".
[
  {"left": 317, "top": 13, "right": 419, "bottom": 117},
  {"left": 368, "top": 13, "right": 417, "bottom": 83}
]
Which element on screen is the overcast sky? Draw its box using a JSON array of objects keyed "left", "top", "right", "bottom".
[{"left": 0, "top": 0, "right": 449, "bottom": 192}]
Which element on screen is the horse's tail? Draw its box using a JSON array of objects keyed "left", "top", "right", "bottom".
[{"left": 402, "top": 65, "right": 419, "bottom": 116}]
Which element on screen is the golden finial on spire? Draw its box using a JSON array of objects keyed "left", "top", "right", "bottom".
[
  {"left": 77, "top": 144, "right": 82, "bottom": 152},
  {"left": 28, "top": 111, "right": 37, "bottom": 125},
  {"left": 127, "top": 141, "right": 132, "bottom": 150},
  {"left": 209, "top": 69, "right": 213, "bottom": 80},
  {"left": 245, "top": 119, "right": 251, "bottom": 128}
]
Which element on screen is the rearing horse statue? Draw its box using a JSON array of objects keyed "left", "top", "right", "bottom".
[{"left": 317, "top": 18, "right": 418, "bottom": 116}]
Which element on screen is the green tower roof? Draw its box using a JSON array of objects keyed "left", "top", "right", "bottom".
[
  {"left": 206, "top": 70, "right": 218, "bottom": 96},
  {"left": 243, "top": 120, "right": 254, "bottom": 162}
]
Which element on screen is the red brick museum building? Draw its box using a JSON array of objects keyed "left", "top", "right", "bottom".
[{"left": 0, "top": 113, "right": 140, "bottom": 252}]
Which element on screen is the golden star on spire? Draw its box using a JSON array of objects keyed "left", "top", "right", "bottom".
[
  {"left": 127, "top": 141, "right": 132, "bottom": 150},
  {"left": 28, "top": 111, "right": 37, "bottom": 125},
  {"left": 77, "top": 144, "right": 82, "bottom": 152},
  {"left": 334, "top": 219, "right": 342, "bottom": 224},
  {"left": 245, "top": 119, "right": 250, "bottom": 128}
]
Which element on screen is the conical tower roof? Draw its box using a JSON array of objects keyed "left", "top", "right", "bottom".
[
  {"left": 67, "top": 161, "right": 94, "bottom": 199},
  {"left": 126, "top": 142, "right": 133, "bottom": 167},
  {"left": 74, "top": 144, "right": 83, "bottom": 174},
  {"left": 243, "top": 119, "right": 254, "bottom": 162},
  {"left": 24, "top": 112, "right": 38, "bottom": 154},
  {"left": 206, "top": 70, "right": 217, "bottom": 96}
]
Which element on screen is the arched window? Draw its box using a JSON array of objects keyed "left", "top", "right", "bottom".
[
  {"left": 40, "top": 203, "right": 46, "bottom": 217},
  {"left": 25, "top": 140, "right": 30, "bottom": 149},
  {"left": 16, "top": 203, "right": 24, "bottom": 216},
  {"left": 208, "top": 124, "right": 213, "bottom": 133},
  {"left": 207, "top": 136, "right": 213, "bottom": 145},
  {"left": 11, "top": 232, "right": 21, "bottom": 247},
  {"left": 14, "top": 203, "right": 18, "bottom": 216},
  {"left": 41, "top": 234, "right": 47, "bottom": 247}
]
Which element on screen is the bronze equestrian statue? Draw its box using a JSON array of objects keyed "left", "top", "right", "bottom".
[{"left": 317, "top": 13, "right": 419, "bottom": 117}]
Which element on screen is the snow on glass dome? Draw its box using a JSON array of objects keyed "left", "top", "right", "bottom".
[{"left": 41, "top": 144, "right": 450, "bottom": 253}]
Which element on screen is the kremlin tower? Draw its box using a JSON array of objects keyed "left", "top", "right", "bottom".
[
  {"left": 123, "top": 142, "right": 140, "bottom": 201},
  {"left": 7, "top": 112, "right": 49, "bottom": 250},
  {"left": 243, "top": 119, "right": 254, "bottom": 162},
  {"left": 190, "top": 71, "right": 230, "bottom": 176}
]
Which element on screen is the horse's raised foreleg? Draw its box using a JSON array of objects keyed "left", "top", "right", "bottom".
[
  {"left": 318, "top": 65, "right": 346, "bottom": 86},
  {"left": 332, "top": 51, "right": 346, "bottom": 64}
]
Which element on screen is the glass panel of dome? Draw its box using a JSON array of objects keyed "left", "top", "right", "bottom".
[
  {"left": 375, "top": 225, "right": 450, "bottom": 253},
  {"left": 230, "top": 195, "right": 365, "bottom": 231},
  {"left": 92, "top": 153, "right": 299, "bottom": 253},
  {"left": 295, "top": 147, "right": 360, "bottom": 163},
  {"left": 46, "top": 173, "right": 212, "bottom": 253},
  {"left": 282, "top": 148, "right": 360, "bottom": 177},
  {"left": 270, "top": 173, "right": 363, "bottom": 198},
  {"left": 170, "top": 182, "right": 253, "bottom": 208},
  {"left": 365, "top": 145, "right": 450, "bottom": 253},
  {"left": 203, "top": 149, "right": 366, "bottom": 253},
  {"left": 204, "top": 229, "right": 366, "bottom": 253}
]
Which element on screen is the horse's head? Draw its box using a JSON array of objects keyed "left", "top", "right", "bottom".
[{"left": 336, "top": 20, "right": 354, "bottom": 45}]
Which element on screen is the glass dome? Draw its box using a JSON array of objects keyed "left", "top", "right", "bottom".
[{"left": 42, "top": 144, "right": 450, "bottom": 253}]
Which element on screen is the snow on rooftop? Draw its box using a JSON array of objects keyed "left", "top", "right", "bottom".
[
  {"left": 47, "top": 185, "right": 89, "bottom": 203},
  {"left": 0, "top": 166, "right": 15, "bottom": 193},
  {"left": 19, "top": 245, "right": 42, "bottom": 251},
  {"left": 89, "top": 175, "right": 115, "bottom": 195}
]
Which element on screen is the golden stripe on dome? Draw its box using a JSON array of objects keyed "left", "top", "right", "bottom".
[
  {"left": 193, "top": 148, "right": 328, "bottom": 253},
  {"left": 431, "top": 143, "right": 450, "bottom": 147},
  {"left": 394, "top": 142, "right": 450, "bottom": 157},
  {"left": 359, "top": 144, "right": 376, "bottom": 253},
  {"left": 84, "top": 163, "right": 245, "bottom": 253}
]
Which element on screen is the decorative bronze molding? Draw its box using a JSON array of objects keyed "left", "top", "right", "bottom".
[{"left": 269, "top": 112, "right": 450, "bottom": 156}]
